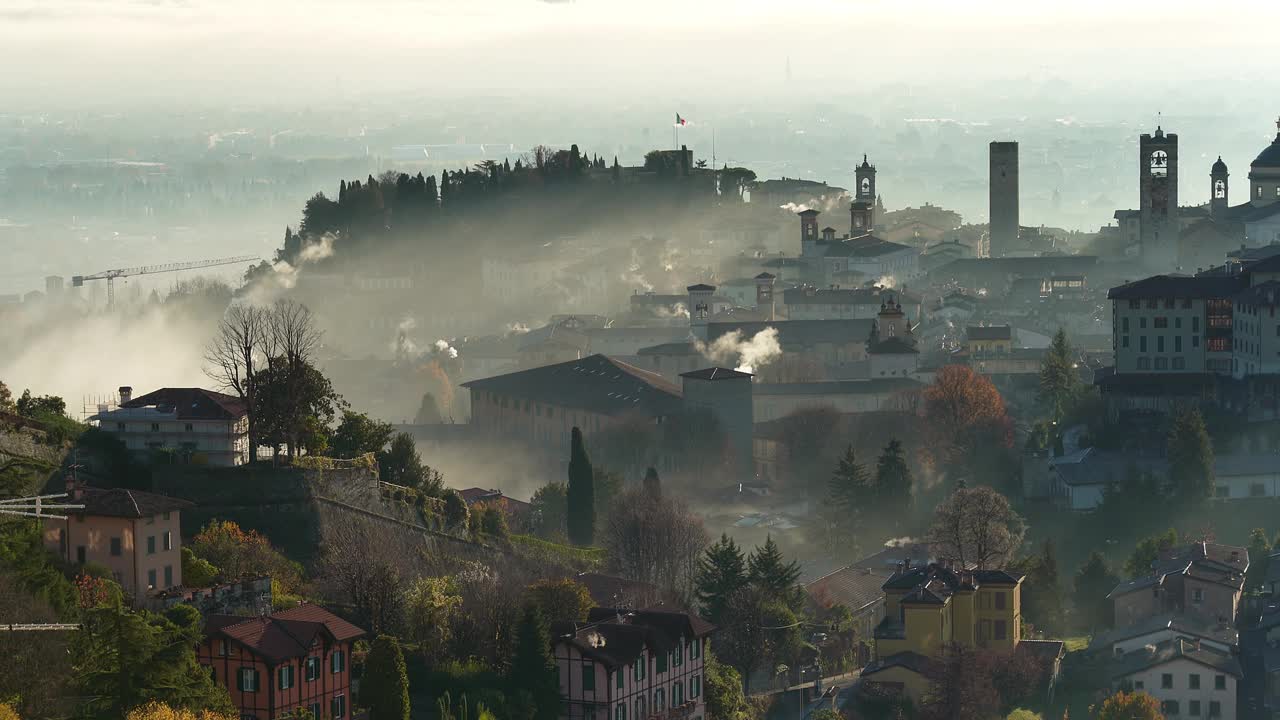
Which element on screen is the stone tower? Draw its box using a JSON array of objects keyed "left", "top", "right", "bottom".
[
  {"left": 687, "top": 283, "right": 716, "bottom": 340},
  {"left": 989, "top": 141, "right": 1019, "bottom": 257},
  {"left": 851, "top": 155, "right": 876, "bottom": 234},
  {"left": 1211, "top": 156, "right": 1229, "bottom": 219},
  {"left": 799, "top": 209, "right": 821, "bottom": 257},
  {"left": 1140, "top": 126, "right": 1179, "bottom": 267}
]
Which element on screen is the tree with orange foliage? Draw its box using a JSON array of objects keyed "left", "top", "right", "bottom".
[
  {"left": 1091, "top": 690, "right": 1164, "bottom": 720},
  {"left": 922, "top": 365, "right": 1013, "bottom": 484},
  {"left": 0, "top": 702, "right": 19, "bottom": 720},
  {"left": 188, "top": 519, "right": 302, "bottom": 594}
]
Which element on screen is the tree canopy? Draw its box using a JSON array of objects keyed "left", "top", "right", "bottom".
[{"left": 926, "top": 486, "right": 1026, "bottom": 570}]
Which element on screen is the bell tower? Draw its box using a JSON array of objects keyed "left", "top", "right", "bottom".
[
  {"left": 852, "top": 155, "right": 876, "bottom": 234},
  {"left": 1140, "top": 125, "right": 1179, "bottom": 267},
  {"left": 1210, "top": 156, "right": 1229, "bottom": 219}
]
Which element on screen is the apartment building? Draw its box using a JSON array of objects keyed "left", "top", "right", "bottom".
[
  {"left": 1110, "top": 639, "right": 1240, "bottom": 720},
  {"left": 1109, "top": 542, "right": 1248, "bottom": 629},
  {"left": 553, "top": 608, "right": 714, "bottom": 720},
  {"left": 92, "top": 386, "right": 250, "bottom": 466}
]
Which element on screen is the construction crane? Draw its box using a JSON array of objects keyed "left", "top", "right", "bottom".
[{"left": 72, "top": 255, "right": 260, "bottom": 309}]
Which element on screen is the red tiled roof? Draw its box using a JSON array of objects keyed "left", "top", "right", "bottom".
[
  {"left": 121, "top": 387, "right": 247, "bottom": 421},
  {"left": 76, "top": 486, "right": 193, "bottom": 518},
  {"left": 205, "top": 604, "right": 364, "bottom": 664}
]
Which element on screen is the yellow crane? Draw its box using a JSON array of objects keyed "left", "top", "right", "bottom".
[{"left": 72, "top": 255, "right": 260, "bottom": 309}]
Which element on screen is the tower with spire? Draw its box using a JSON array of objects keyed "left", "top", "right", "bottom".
[
  {"left": 866, "top": 292, "right": 920, "bottom": 378},
  {"left": 851, "top": 155, "right": 877, "bottom": 235}
]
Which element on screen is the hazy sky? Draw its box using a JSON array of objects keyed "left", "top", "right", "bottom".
[{"left": 3, "top": 0, "right": 1278, "bottom": 107}]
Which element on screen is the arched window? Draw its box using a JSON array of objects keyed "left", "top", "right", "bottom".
[
  {"left": 1215, "top": 180, "right": 1226, "bottom": 199},
  {"left": 861, "top": 177, "right": 871, "bottom": 195},
  {"left": 1150, "top": 150, "right": 1168, "bottom": 177}
]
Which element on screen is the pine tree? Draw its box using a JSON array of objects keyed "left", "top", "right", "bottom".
[
  {"left": 507, "top": 605, "right": 560, "bottom": 720},
  {"left": 643, "top": 466, "right": 661, "bottom": 498},
  {"left": 566, "top": 427, "right": 595, "bottom": 546},
  {"left": 874, "top": 439, "right": 914, "bottom": 515},
  {"left": 1038, "top": 328, "right": 1078, "bottom": 423},
  {"left": 696, "top": 534, "right": 748, "bottom": 624},
  {"left": 828, "top": 445, "right": 869, "bottom": 514},
  {"left": 360, "top": 635, "right": 410, "bottom": 720},
  {"left": 1246, "top": 528, "right": 1271, "bottom": 591},
  {"left": 1022, "top": 540, "right": 1064, "bottom": 634},
  {"left": 1074, "top": 551, "right": 1120, "bottom": 631},
  {"left": 1167, "top": 407, "right": 1214, "bottom": 504},
  {"left": 748, "top": 536, "right": 801, "bottom": 608}
]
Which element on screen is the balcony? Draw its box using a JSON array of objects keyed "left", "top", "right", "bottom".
[{"left": 647, "top": 701, "right": 698, "bottom": 720}]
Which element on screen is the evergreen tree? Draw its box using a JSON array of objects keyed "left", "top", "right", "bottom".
[
  {"left": 747, "top": 536, "right": 802, "bottom": 608},
  {"left": 1167, "top": 407, "right": 1214, "bottom": 504},
  {"left": 695, "top": 534, "right": 748, "bottom": 625},
  {"left": 566, "top": 427, "right": 595, "bottom": 546},
  {"left": 1246, "top": 528, "right": 1271, "bottom": 591},
  {"left": 507, "top": 605, "right": 560, "bottom": 720},
  {"left": 643, "top": 466, "right": 661, "bottom": 498},
  {"left": 1021, "top": 540, "right": 1064, "bottom": 634},
  {"left": 1038, "top": 328, "right": 1078, "bottom": 423},
  {"left": 874, "top": 438, "right": 914, "bottom": 515},
  {"left": 828, "top": 445, "right": 869, "bottom": 514},
  {"left": 1073, "top": 551, "right": 1120, "bottom": 631},
  {"left": 360, "top": 635, "right": 410, "bottom": 720}
]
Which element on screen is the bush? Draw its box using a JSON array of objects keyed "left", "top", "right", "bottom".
[{"left": 442, "top": 490, "right": 469, "bottom": 529}]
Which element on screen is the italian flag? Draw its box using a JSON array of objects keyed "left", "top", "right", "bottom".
[{"left": 676, "top": 113, "right": 688, "bottom": 126}]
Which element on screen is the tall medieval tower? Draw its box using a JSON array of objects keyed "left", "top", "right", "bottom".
[
  {"left": 989, "top": 141, "right": 1019, "bottom": 257},
  {"left": 851, "top": 155, "right": 877, "bottom": 235},
  {"left": 1140, "top": 126, "right": 1178, "bottom": 267}
]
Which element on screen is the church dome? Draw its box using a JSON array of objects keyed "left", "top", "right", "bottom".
[
  {"left": 1212, "top": 156, "right": 1228, "bottom": 173},
  {"left": 1251, "top": 123, "right": 1280, "bottom": 170}
]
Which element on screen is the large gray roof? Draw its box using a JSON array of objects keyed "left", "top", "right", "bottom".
[
  {"left": 1252, "top": 132, "right": 1280, "bottom": 170},
  {"left": 461, "top": 354, "right": 682, "bottom": 417}
]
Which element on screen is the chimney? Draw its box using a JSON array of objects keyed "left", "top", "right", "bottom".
[{"left": 118, "top": 386, "right": 133, "bottom": 404}]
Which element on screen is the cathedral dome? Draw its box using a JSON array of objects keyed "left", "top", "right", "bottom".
[{"left": 1251, "top": 123, "right": 1280, "bottom": 170}]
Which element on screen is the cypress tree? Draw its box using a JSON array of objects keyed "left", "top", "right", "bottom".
[
  {"left": 567, "top": 427, "right": 595, "bottom": 546},
  {"left": 1038, "top": 328, "right": 1078, "bottom": 423},
  {"left": 643, "top": 466, "right": 661, "bottom": 498},
  {"left": 696, "top": 534, "right": 748, "bottom": 624},
  {"left": 827, "top": 445, "right": 868, "bottom": 514},
  {"left": 360, "top": 635, "right": 410, "bottom": 720},
  {"left": 874, "top": 438, "right": 914, "bottom": 515},
  {"left": 1168, "top": 407, "right": 1214, "bottom": 504},
  {"left": 508, "top": 604, "right": 560, "bottom": 720}
]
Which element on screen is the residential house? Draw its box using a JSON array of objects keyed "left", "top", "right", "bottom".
[
  {"left": 459, "top": 487, "right": 534, "bottom": 528},
  {"left": 553, "top": 607, "right": 715, "bottom": 720},
  {"left": 197, "top": 604, "right": 365, "bottom": 720},
  {"left": 1088, "top": 612, "right": 1238, "bottom": 657},
  {"left": 804, "top": 565, "right": 890, "bottom": 666},
  {"left": 43, "top": 482, "right": 191, "bottom": 602},
  {"left": 865, "top": 562, "right": 1062, "bottom": 703},
  {"left": 1109, "top": 542, "right": 1248, "bottom": 628},
  {"left": 1109, "top": 638, "right": 1240, "bottom": 720},
  {"left": 91, "top": 386, "right": 250, "bottom": 466},
  {"left": 965, "top": 325, "right": 1014, "bottom": 355},
  {"left": 1048, "top": 448, "right": 1169, "bottom": 511}
]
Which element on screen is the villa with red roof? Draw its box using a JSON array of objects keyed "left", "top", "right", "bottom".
[
  {"left": 197, "top": 603, "right": 365, "bottom": 720},
  {"left": 92, "top": 386, "right": 250, "bottom": 466}
]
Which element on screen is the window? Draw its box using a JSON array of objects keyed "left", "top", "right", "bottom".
[
  {"left": 1193, "top": 316, "right": 1201, "bottom": 332},
  {"left": 634, "top": 698, "right": 645, "bottom": 720},
  {"left": 331, "top": 694, "right": 346, "bottom": 719},
  {"left": 1175, "top": 336, "right": 1182, "bottom": 352},
  {"left": 110, "top": 537, "right": 122, "bottom": 556},
  {"left": 164, "top": 531, "right": 172, "bottom": 551},
  {"left": 995, "top": 591, "right": 1006, "bottom": 610},
  {"left": 654, "top": 688, "right": 665, "bottom": 712},
  {"left": 147, "top": 536, "right": 156, "bottom": 554},
  {"left": 1189, "top": 699, "right": 1202, "bottom": 717},
  {"left": 1134, "top": 680, "right": 1144, "bottom": 690},
  {"left": 1164, "top": 299, "right": 1175, "bottom": 309},
  {"left": 1175, "top": 317, "right": 1182, "bottom": 329},
  {"left": 1122, "top": 317, "right": 1130, "bottom": 333},
  {"left": 994, "top": 620, "right": 1007, "bottom": 640},
  {"left": 1155, "top": 316, "right": 1168, "bottom": 328},
  {"left": 1173, "top": 357, "right": 1185, "bottom": 370},
  {"left": 674, "top": 642, "right": 683, "bottom": 667},
  {"left": 278, "top": 665, "right": 294, "bottom": 690},
  {"left": 1157, "top": 335, "right": 1165, "bottom": 353},
  {"left": 309, "top": 705, "right": 321, "bottom": 720},
  {"left": 1216, "top": 485, "right": 1230, "bottom": 498},
  {"left": 1162, "top": 701, "right": 1179, "bottom": 716},
  {"left": 616, "top": 671, "right": 623, "bottom": 690},
  {"left": 238, "top": 668, "right": 259, "bottom": 692},
  {"left": 147, "top": 569, "right": 157, "bottom": 588},
  {"left": 674, "top": 681, "right": 684, "bottom": 706},
  {"left": 1209, "top": 700, "right": 1221, "bottom": 716},
  {"left": 634, "top": 653, "right": 646, "bottom": 681},
  {"left": 217, "top": 640, "right": 228, "bottom": 657},
  {"left": 1147, "top": 299, "right": 1158, "bottom": 309},
  {"left": 1189, "top": 672, "right": 1201, "bottom": 689},
  {"left": 1162, "top": 673, "right": 1173, "bottom": 689},
  {"left": 1215, "top": 674, "right": 1226, "bottom": 690},
  {"left": 164, "top": 565, "right": 172, "bottom": 587},
  {"left": 1252, "top": 483, "right": 1267, "bottom": 497},
  {"left": 1140, "top": 317, "right": 1148, "bottom": 329},
  {"left": 1122, "top": 336, "right": 1130, "bottom": 348},
  {"left": 76, "top": 546, "right": 86, "bottom": 564},
  {"left": 690, "top": 638, "right": 700, "bottom": 659},
  {"left": 1193, "top": 335, "right": 1200, "bottom": 348},
  {"left": 185, "top": 423, "right": 193, "bottom": 432},
  {"left": 151, "top": 423, "right": 160, "bottom": 432},
  {"left": 692, "top": 674, "right": 701, "bottom": 698},
  {"left": 1140, "top": 336, "right": 1147, "bottom": 352},
  {"left": 582, "top": 662, "right": 596, "bottom": 692},
  {"left": 117, "top": 422, "right": 126, "bottom": 431},
  {"left": 305, "top": 656, "right": 319, "bottom": 681},
  {"left": 331, "top": 649, "right": 345, "bottom": 674},
  {"left": 615, "top": 704, "right": 626, "bottom": 720},
  {"left": 1155, "top": 357, "right": 1168, "bottom": 370},
  {"left": 657, "top": 652, "right": 668, "bottom": 673}
]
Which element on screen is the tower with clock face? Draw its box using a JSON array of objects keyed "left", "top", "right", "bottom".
[{"left": 1140, "top": 126, "right": 1179, "bottom": 268}]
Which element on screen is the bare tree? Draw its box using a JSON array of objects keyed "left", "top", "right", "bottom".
[
  {"left": 926, "top": 486, "right": 1026, "bottom": 569},
  {"left": 205, "top": 303, "right": 267, "bottom": 461},
  {"left": 602, "top": 487, "right": 708, "bottom": 602}
]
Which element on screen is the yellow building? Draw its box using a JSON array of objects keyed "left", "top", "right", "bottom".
[{"left": 862, "top": 563, "right": 1025, "bottom": 702}]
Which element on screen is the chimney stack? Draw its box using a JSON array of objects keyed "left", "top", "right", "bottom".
[{"left": 118, "top": 386, "right": 133, "bottom": 404}]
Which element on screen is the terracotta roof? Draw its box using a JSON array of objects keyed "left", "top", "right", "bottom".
[
  {"left": 205, "top": 604, "right": 365, "bottom": 664},
  {"left": 119, "top": 388, "right": 247, "bottom": 421},
  {"left": 807, "top": 566, "right": 891, "bottom": 612},
  {"left": 552, "top": 607, "right": 715, "bottom": 669},
  {"left": 75, "top": 486, "right": 192, "bottom": 518}
]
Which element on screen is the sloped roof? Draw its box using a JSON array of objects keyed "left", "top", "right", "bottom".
[
  {"left": 706, "top": 319, "right": 874, "bottom": 348},
  {"left": 680, "top": 367, "right": 752, "bottom": 381},
  {"left": 119, "top": 388, "right": 247, "bottom": 421},
  {"left": 553, "top": 607, "right": 715, "bottom": 669},
  {"left": 967, "top": 325, "right": 1012, "bottom": 341},
  {"left": 805, "top": 566, "right": 892, "bottom": 612},
  {"left": 824, "top": 235, "right": 915, "bottom": 259},
  {"left": 1106, "top": 274, "right": 1246, "bottom": 300},
  {"left": 868, "top": 337, "right": 919, "bottom": 355},
  {"left": 1109, "top": 637, "right": 1242, "bottom": 680},
  {"left": 205, "top": 604, "right": 364, "bottom": 664},
  {"left": 1088, "top": 612, "right": 1237, "bottom": 653},
  {"left": 863, "top": 651, "right": 936, "bottom": 678},
  {"left": 517, "top": 324, "right": 590, "bottom": 352},
  {"left": 461, "top": 354, "right": 683, "bottom": 417},
  {"left": 75, "top": 486, "right": 193, "bottom": 518}
]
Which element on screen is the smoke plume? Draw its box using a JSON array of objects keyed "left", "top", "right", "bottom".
[{"left": 696, "top": 327, "right": 781, "bottom": 374}]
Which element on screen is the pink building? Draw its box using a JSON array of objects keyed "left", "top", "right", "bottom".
[
  {"left": 552, "top": 608, "right": 715, "bottom": 720},
  {"left": 42, "top": 483, "right": 191, "bottom": 601}
]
